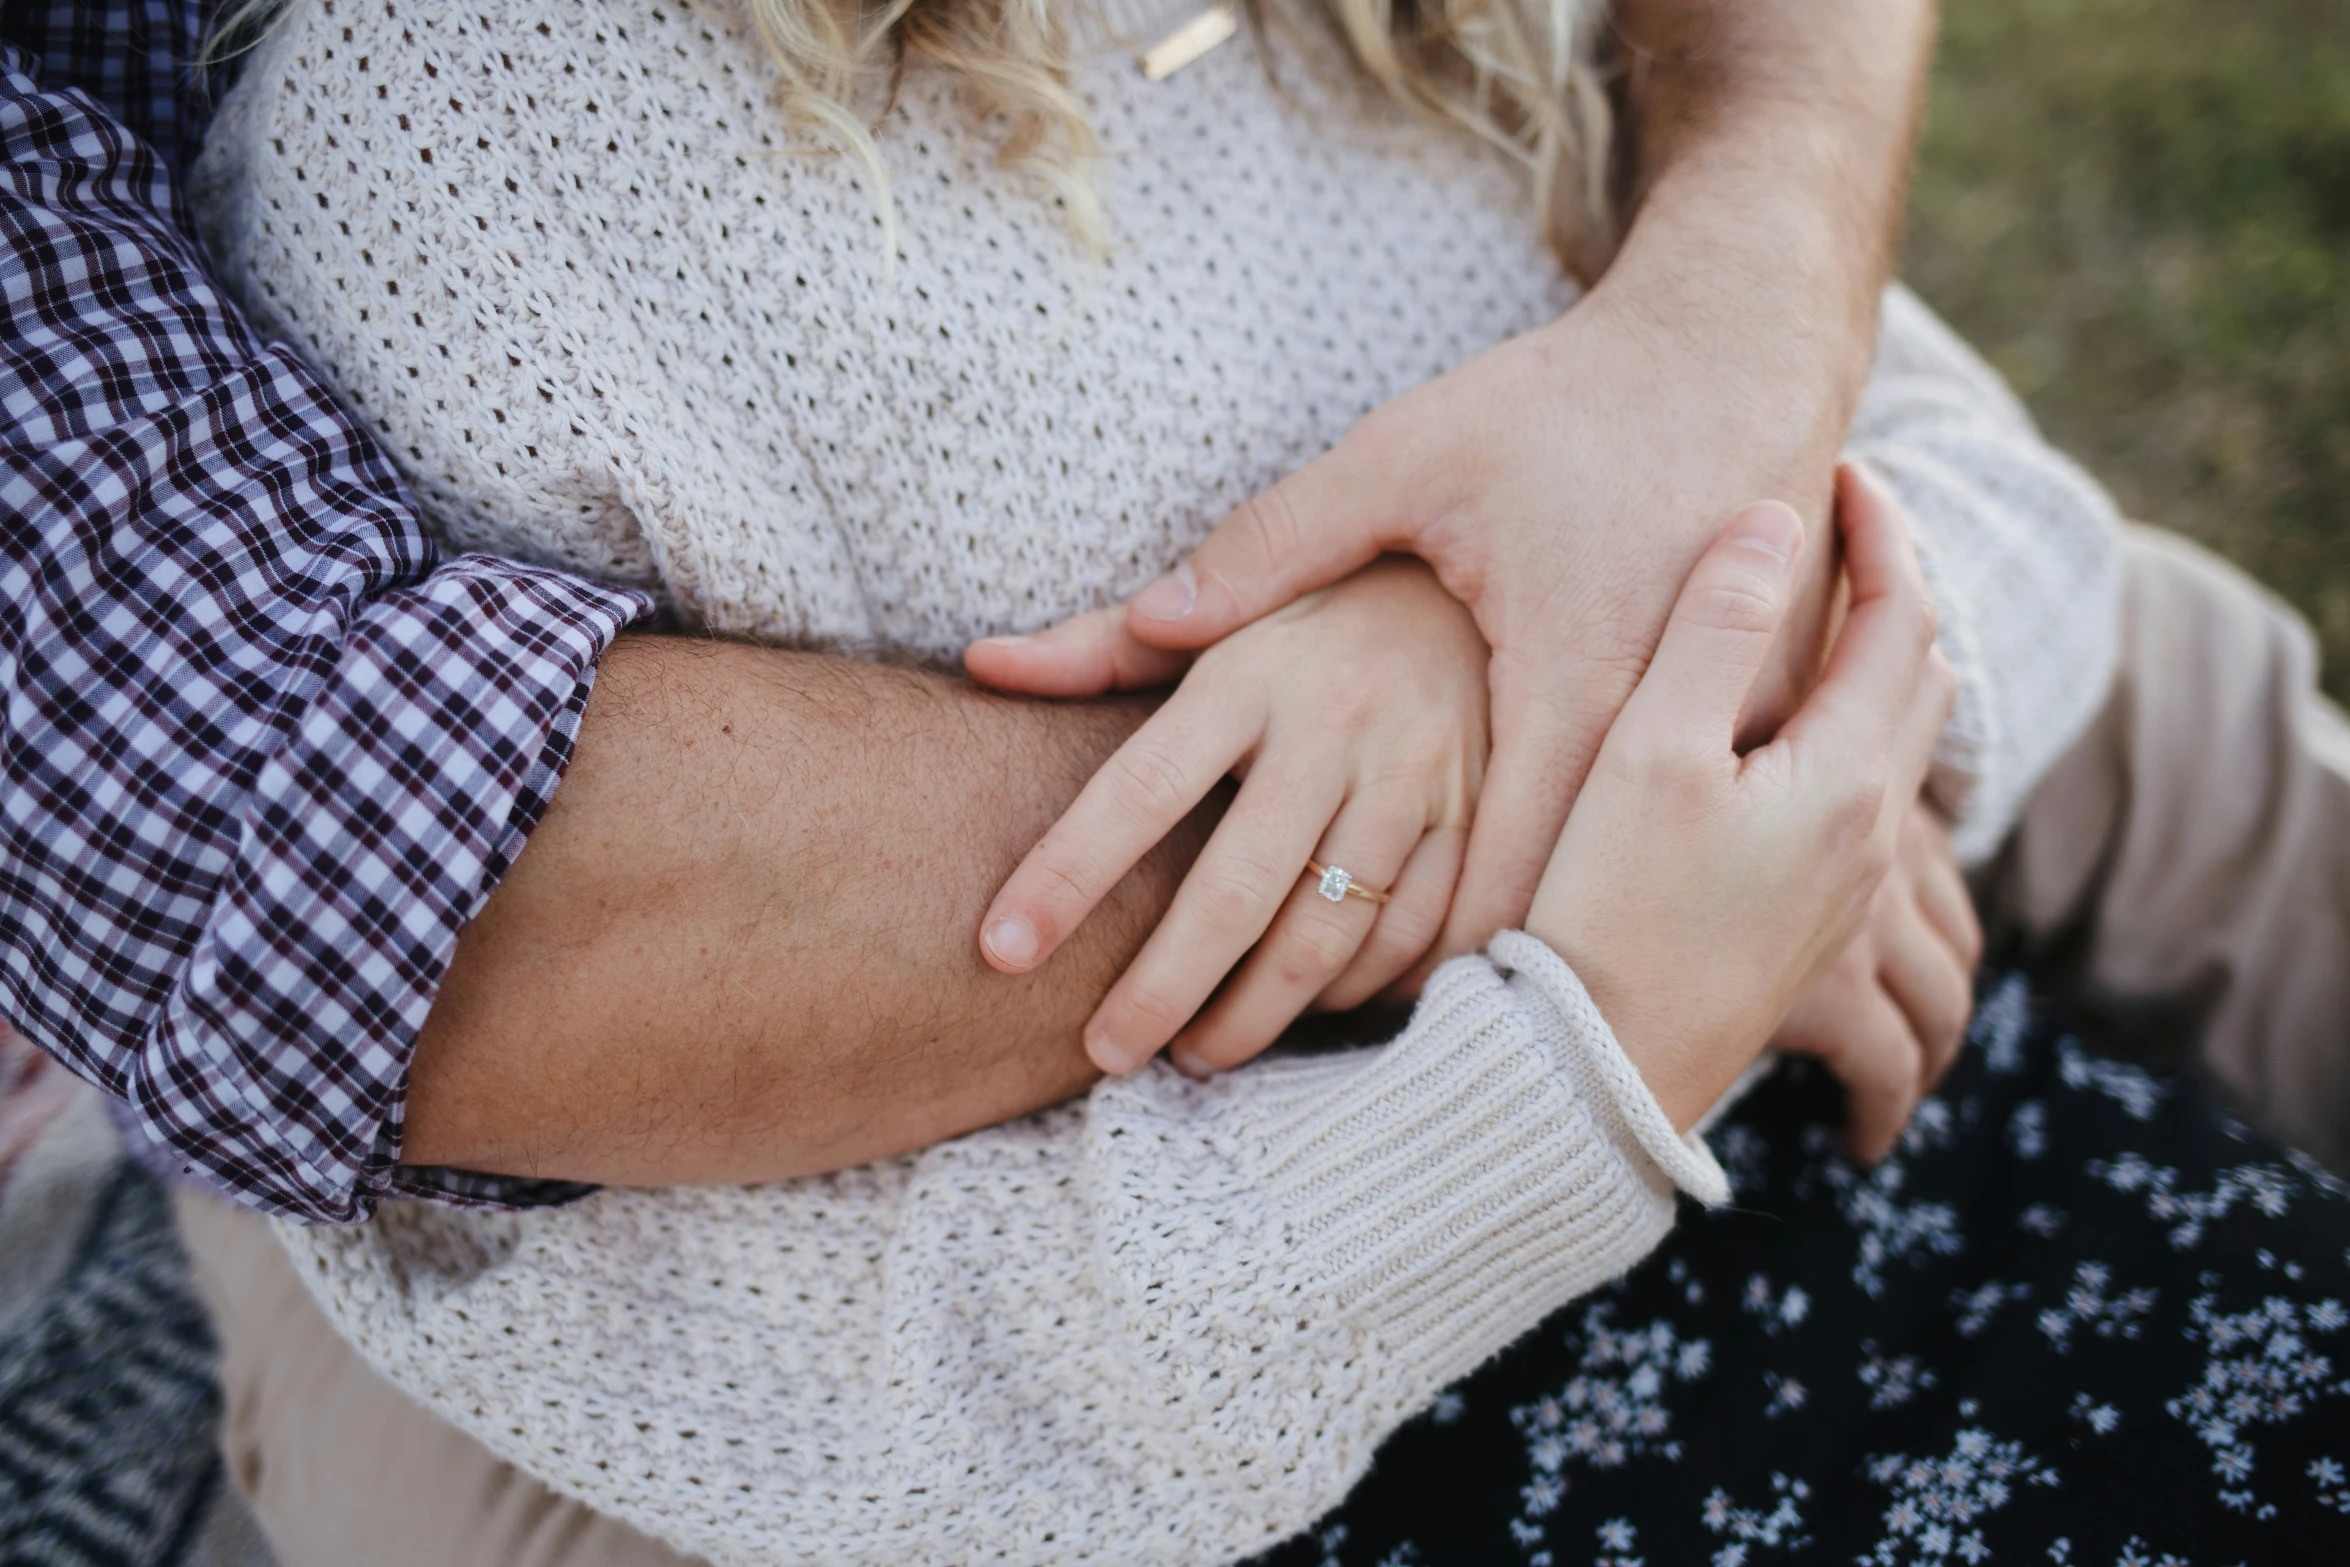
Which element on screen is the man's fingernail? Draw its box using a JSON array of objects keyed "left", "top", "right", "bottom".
[
  {"left": 1731, "top": 501, "right": 1804, "bottom": 567},
  {"left": 1130, "top": 561, "right": 1197, "bottom": 622},
  {"left": 1085, "top": 1024, "right": 1139, "bottom": 1075},
  {"left": 1170, "top": 1046, "right": 1213, "bottom": 1080},
  {"left": 983, "top": 916, "right": 1039, "bottom": 970}
]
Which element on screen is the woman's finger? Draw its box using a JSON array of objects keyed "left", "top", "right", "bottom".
[
  {"left": 1609, "top": 500, "right": 1808, "bottom": 758},
  {"left": 1167, "top": 790, "right": 1425, "bottom": 1076},
  {"left": 965, "top": 605, "right": 1192, "bottom": 698},
  {"left": 981, "top": 681, "right": 1261, "bottom": 974},
  {"left": 1821, "top": 985, "right": 1927, "bottom": 1166},
  {"left": 1905, "top": 809, "right": 1983, "bottom": 976},
  {"left": 1773, "top": 463, "right": 1939, "bottom": 768},
  {"left": 1874, "top": 888, "right": 1975, "bottom": 1092},
  {"left": 1083, "top": 766, "right": 1347, "bottom": 1074},
  {"left": 1320, "top": 820, "right": 1466, "bottom": 1011}
]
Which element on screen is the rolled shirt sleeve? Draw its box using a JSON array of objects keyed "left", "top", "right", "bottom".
[{"left": 1, "top": 18, "right": 651, "bottom": 1221}]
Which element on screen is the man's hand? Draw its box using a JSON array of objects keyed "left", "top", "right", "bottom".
[
  {"left": 1012, "top": 0, "right": 1934, "bottom": 976},
  {"left": 1528, "top": 473, "right": 1956, "bottom": 1134}
]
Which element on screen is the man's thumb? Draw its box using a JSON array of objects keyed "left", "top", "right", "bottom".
[
  {"left": 1124, "top": 453, "right": 1397, "bottom": 650},
  {"left": 1615, "top": 502, "right": 1807, "bottom": 750}
]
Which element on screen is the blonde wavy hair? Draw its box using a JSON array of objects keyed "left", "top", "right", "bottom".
[
  {"left": 216, "top": 0, "right": 1621, "bottom": 276},
  {"left": 779, "top": 0, "right": 1620, "bottom": 275}
]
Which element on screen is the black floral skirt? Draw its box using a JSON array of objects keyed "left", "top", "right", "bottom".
[{"left": 1254, "top": 973, "right": 2350, "bottom": 1566}]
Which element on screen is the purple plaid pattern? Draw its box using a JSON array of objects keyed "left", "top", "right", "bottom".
[{"left": 2, "top": 5, "right": 652, "bottom": 1221}]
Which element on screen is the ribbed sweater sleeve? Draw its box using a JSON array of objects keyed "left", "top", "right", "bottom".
[
  {"left": 280, "top": 934, "right": 1722, "bottom": 1566},
  {"left": 1855, "top": 287, "right": 2126, "bottom": 864}
]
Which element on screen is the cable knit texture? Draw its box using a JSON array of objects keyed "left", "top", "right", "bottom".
[{"left": 186, "top": 0, "right": 2123, "bottom": 1560}]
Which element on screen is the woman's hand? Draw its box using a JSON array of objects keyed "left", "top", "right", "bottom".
[
  {"left": 964, "top": 558, "right": 1488, "bottom": 1077},
  {"left": 1526, "top": 465, "right": 1957, "bottom": 1133},
  {"left": 989, "top": 286, "right": 1855, "bottom": 989},
  {"left": 1773, "top": 801, "right": 1983, "bottom": 1163}
]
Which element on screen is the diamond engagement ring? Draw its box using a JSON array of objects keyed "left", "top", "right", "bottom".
[{"left": 1304, "top": 859, "right": 1392, "bottom": 905}]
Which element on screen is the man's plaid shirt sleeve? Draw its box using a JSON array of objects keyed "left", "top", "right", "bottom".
[{"left": 1, "top": 19, "right": 652, "bottom": 1222}]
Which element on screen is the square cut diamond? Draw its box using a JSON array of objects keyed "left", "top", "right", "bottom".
[{"left": 1316, "top": 865, "right": 1352, "bottom": 902}]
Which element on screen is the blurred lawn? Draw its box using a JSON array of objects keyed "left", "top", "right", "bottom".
[{"left": 1904, "top": 0, "right": 2350, "bottom": 693}]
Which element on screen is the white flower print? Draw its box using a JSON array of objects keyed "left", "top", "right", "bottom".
[
  {"left": 1801, "top": 1110, "right": 1965, "bottom": 1297},
  {"left": 1970, "top": 973, "right": 2032, "bottom": 1076},
  {"left": 1741, "top": 1274, "right": 1811, "bottom": 1335},
  {"left": 1667, "top": 1257, "right": 1709, "bottom": 1308},
  {"left": 1507, "top": 1304, "right": 1713, "bottom": 1557},
  {"left": 2009, "top": 1100, "right": 2048, "bottom": 1160},
  {"left": 2036, "top": 1262, "right": 2157, "bottom": 1352},
  {"left": 1700, "top": 1472, "right": 1810, "bottom": 1565},
  {"left": 2089, "top": 1155, "right": 2300, "bottom": 1249},
  {"left": 2046, "top": 1539, "right": 2191, "bottom": 1566},
  {"left": 1859, "top": 1345, "right": 1938, "bottom": 1411},
  {"left": 2068, "top": 1392, "right": 2121, "bottom": 1435},
  {"left": 1593, "top": 1517, "right": 1644, "bottom": 1567},
  {"left": 1428, "top": 1390, "right": 1466, "bottom": 1426},
  {"left": 2166, "top": 1290, "right": 2349, "bottom": 1517},
  {"left": 2311, "top": 1456, "right": 2350, "bottom": 1514},
  {"left": 1716, "top": 1122, "right": 1772, "bottom": 1198},
  {"left": 1861, "top": 1428, "right": 2060, "bottom": 1565},
  {"left": 2056, "top": 1039, "right": 2168, "bottom": 1121},
  {"left": 2018, "top": 1203, "right": 2067, "bottom": 1238},
  {"left": 1763, "top": 1372, "right": 1807, "bottom": 1418},
  {"left": 1951, "top": 1281, "right": 2031, "bottom": 1338}
]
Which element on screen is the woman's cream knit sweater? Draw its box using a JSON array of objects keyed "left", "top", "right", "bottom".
[{"left": 190, "top": 2, "right": 2124, "bottom": 1562}]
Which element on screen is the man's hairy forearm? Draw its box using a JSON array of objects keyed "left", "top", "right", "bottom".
[
  {"left": 1590, "top": 0, "right": 1936, "bottom": 729},
  {"left": 401, "top": 636, "right": 1210, "bottom": 1186},
  {"left": 1612, "top": 0, "right": 1936, "bottom": 381}
]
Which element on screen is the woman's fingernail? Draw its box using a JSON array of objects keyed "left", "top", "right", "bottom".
[
  {"left": 976, "top": 633, "right": 1031, "bottom": 649},
  {"left": 982, "top": 916, "right": 1039, "bottom": 970},
  {"left": 1170, "top": 1046, "right": 1214, "bottom": 1080},
  {"left": 1730, "top": 501, "right": 1804, "bottom": 568},
  {"left": 1085, "top": 1024, "right": 1138, "bottom": 1075},
  {"left": 1130, "top": 561, "right": 1197, "bottom": 622}
]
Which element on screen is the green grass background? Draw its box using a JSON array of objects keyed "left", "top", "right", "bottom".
[{"left": 1903, "top": 0, "right": 2350, "bottom": 691}]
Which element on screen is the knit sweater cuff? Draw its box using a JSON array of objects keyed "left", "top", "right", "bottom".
[
  {"left": 1485, "top": 931, "right": 1733, "bottom": 1207},
  {"left": 1235, "top": 933, "right": 1726, "bottom": 1386}
]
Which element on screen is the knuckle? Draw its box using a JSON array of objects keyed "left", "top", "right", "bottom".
[
  {"left": 1610, "top": 728, "right": 1703, "bottom": 794},
  {"left": 1108, "top": 738, "right": 1199, "bottom": 823},
  {"left": 1686, "top": 572, "right": 1783, "bottom": 638},
  {"left": 1028, "top": 856, "right": 1101, "bottom": 920},
  {"left": 1231, "top": 487, "right": 1304, "bottom": 578},
  {"left": 1913, "top": 586, "right": 1942, "bottom": 650},
  {"left": 1370, "top": 899, "right": 1444, "bottom": 966},
  {"left": 1925, "top": 650, "right": 1960, "bottom": 712},
  {"left": 1274, "top": 908, "right": 1361, "bottom": 981},
  {"left": 1190, "top": 860, "right": 1279, "bottom": 928},
  {"left": 1117, "top": 981, "right": 1192, "bottom": 1034},
  {"left": 1821, "top": 774, "right": 1889, "bottom": 863}
]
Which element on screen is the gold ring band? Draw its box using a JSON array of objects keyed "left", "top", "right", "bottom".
[{"left": 1304, "top": 859, "right": 1391, "bottom": 905}]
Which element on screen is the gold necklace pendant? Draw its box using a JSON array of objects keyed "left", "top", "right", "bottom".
[{"left": 1138, "top": 3, "right": 1237, "bottom": 80}]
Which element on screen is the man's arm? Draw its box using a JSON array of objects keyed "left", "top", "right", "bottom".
[
  {"left": 403, "top": 637, "right": 1212, "bottom": 1186},
  {"left": 1604, "top": 0, "right": 1936, "bottom": 542},
  {"left": 1, "top": 18, "right": 645, "bottom": 1223},
  {"left": 409, "top": 1, "right": 1945, "bottom": 1191}
]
